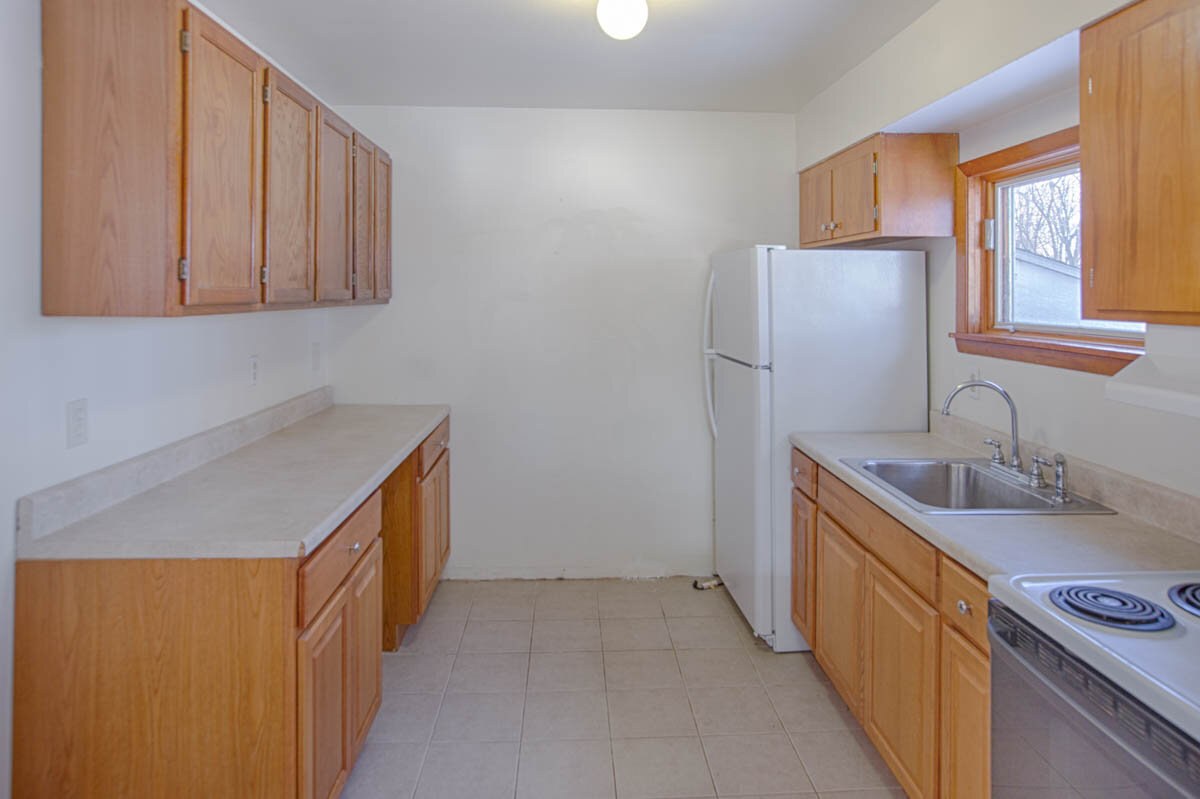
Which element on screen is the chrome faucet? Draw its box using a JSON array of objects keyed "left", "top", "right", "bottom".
[{"left": 941, "top": 380, "right": 1022, "bottom": 472}]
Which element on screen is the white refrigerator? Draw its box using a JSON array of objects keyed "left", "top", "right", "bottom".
[{"left": 704, "top": 245, "right": 928, "bottom": 652}]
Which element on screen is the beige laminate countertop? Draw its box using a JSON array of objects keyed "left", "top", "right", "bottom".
[
  {"left": 18, "top": 404, "right": 449, "bottom": 561},
  {"left": 788, "top": 431, "right": 1200, "bottom": 582}
]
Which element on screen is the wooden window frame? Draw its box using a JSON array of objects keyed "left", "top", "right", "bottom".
[{"left": 953, "top": 126, "right": 1142, "bottom": 376}]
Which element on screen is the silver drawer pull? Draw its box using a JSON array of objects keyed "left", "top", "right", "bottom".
[
  {"left": 439, "top": 439, "right": 447, "bottom": 447},
  {"left": 793, "top": 467, "right": 800, "bottom": 476},
  {"left": 956, "top": 599, "right": 971, "bottom": 616},
  {"left": 348, "top": 541, "right": 361, "bottom": 553}
]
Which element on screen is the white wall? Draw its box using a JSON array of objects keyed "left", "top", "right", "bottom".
[
  {"left": 794, "top": 0, "right": 1126, "bottom": 168},
  {"left": 327, "top": 106, "right": 797, "bottom": 579},
  {"left": 0, "top": 1, "right": 336, "bottom": 791}
]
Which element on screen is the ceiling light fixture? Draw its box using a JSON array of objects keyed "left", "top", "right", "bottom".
[{"left": 596, "top": 0, "right": 648, "bottom": 40}]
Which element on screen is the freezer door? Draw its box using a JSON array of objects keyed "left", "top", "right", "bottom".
[
  {"left": 713, "top": 355, "right": 773, "bottom": 639},
  {"left": 711, "top": 247, "right": 772, "bottom": 367}
]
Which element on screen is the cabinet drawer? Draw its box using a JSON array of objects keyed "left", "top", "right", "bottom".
[
  {"left": 939, "top": 555, "right": 989, "bottom": 651},
  {"left": 818, "top": 471, "right": 937, "bottom": 603},
  {"left": 299, "top": 490, "right": 382, "bottom": 628},
  {"left": 419, "top": 417, "right": 450, "bottom": 477},
  {"left": 791, "top": 448, "right": 818, "bottom": 498}
]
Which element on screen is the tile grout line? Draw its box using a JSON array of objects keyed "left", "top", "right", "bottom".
[{"left": 407, "top": 584, "right": 469, "bottom": 799}]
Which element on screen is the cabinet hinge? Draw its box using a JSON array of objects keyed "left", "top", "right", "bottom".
[
  {"left": 263, "top": 85, "right": 271, "bottom": 104},
  {"left": 872, "top": 157, "right": 878, "bottom": 176},
  {"left": 1087, "top": 77, "right": 1093, "bottom": 96},
  {"left": 873, "top": 204, "right": 879, "bottom": 222},
  {"left": 260, "top": 265, "right": 268, "bottom": 284},
  {"left": 982, "top": 218, "right": 996, "bottom": 251},
  {"left": 179, "top": 30, "right": 191, "bottom": 53},
  {"left": 351, "top": 272, "right": 358, "bottom": 288},
  {"left": 1089, "top": 268, "right": 1095, "bottom": 289},
  {"left": 177, "top": 257, "right": 190, "bottom": 281},
  {"left": 352, "top": 145, "right": 358, "bottom": 159}
]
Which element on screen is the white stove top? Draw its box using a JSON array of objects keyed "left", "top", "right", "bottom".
[{"left": 990, "top": 571, "right": 1200, "bottom": 742}]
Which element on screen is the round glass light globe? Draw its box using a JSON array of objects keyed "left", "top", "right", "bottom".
[{"left": 596, "top": 0, "right": 649, "bottom": 40}]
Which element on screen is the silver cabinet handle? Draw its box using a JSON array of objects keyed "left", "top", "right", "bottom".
[
  {"left": 348, "top": 541, "right": 361, "bottom": 553},
  {"left": 793, "top": 467, "right": 800, "bottom": 476},
  {"left": 956, "top": 599, "right": 971, "bottom": 616},
  {"left": 439, "top": 439, "right": 447, "bottom": 447}
]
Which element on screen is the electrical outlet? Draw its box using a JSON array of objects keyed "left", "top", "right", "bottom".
[
  {"left": 249, "top": 354, "right": 259, "bottom": 387},
  {"left": 66, "top": 398, "right": 88, "bottom": 449},
  {"left": 311, "top": 342, "right": 321, "bottom": 375},
  {"left": 967, "top": 366, "right": 983, "bottom": 399}
]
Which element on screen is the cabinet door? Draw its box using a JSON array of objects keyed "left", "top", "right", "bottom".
[
  {"left": 941, "top": 623, "right": 990, "bottom": 799},
  {"left": 182, "top": 9, "right": 264, "bottom": 308},
  {"left": 813, "top": 512, "right": 866, "bottom": 717},
  {"left": 349, "top": 539, "right": 383, "bottom": 762},
  {"left": 298, "top": 584, "right": 352, "bottom": 799},
  {"left": 798, "top": 166, "right": 832, "bottom": 244},
  {"left": 831, "top": 144, "right": 877, "bottom": 239},
  {"left": 352, "top": 132, "right": 376, "bottom": 302},
  {"left": 863, "top": 555, "right": 939, "bottom": 799},
  {"left": 791, "top": 488, "right": 816, "bottom": 644},
  {"left": 263, "top": 68, "right": 317, "bottom": 304},
  {"left": 374, "top": 149, "right": 393, "bottom": 300},
  {"left": 1081, "top": 0, "right": 1200, "bottom": 324},
  {"left": 417, "top": 452, "right": 446, "bottom": 612},
  {"left": 316, "top": 106, "right": 354, "bottom": 301},
  {"left": 435, "top": 451, "right": 451, "bottom": 570}
]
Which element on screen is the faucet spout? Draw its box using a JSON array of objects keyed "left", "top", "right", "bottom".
[{"left": 941, "top": 380, "right": 1022, "bottom": 471}]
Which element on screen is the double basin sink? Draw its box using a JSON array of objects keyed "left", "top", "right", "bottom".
[{"left": 840, "top": 458, "right": 1113, "bottom": 515}]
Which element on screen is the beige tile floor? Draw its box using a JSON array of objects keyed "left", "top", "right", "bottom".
[{"left": 346, "top": 577, "right": 905, "bottom": 799}]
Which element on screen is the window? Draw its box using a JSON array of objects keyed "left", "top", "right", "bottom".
[
  {"left": 954, "top": 127, "right": 1144, "bottom": 375},
  {"left": 993, "top": 164, "right": 1143, "bottom": 337}
]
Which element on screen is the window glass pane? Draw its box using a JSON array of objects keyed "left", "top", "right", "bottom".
[{"left": 995, "top": 165, "right": 1145, "bottom": 336}]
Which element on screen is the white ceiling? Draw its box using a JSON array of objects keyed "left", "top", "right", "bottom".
[{"left": 197, "top": 0, "right": 941, "bottom": 112}]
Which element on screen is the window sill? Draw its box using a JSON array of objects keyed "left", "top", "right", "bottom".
[{"left": 951, "top": 331, "right": 1142, "bottom": 376}]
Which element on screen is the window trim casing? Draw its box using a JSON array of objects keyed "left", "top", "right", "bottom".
[{"left": 953, "top": 126, "right": 1142, "bottom": 376}]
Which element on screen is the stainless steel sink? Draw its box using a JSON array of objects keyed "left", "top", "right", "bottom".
[{"left": 840, "top": 458, "right": 1114, "bottom": 515}]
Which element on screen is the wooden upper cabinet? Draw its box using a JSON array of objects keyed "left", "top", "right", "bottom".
[
  {"left": 42, "top": 0, "right": 179, "bottom": 316},
  {"left": 298, "top": 583, "right": 352, "bottom": 799},
  {"left": 813, "top": 512, "right": 866, "bottom": 718},
  {"left": 798, "top": 165, "right": 833, "bottom": 245},
  {"left": 797, "top": 133, "right": 957, "bottom": 248},
  {"left": 353, "top": 132, "right": 377, "bottom": 302},
  {"left": 316, "top": 106, "right": 355, "bottom": 302},
  {"left": 263, "top": 68, "right": 317, "bottom": 304},
  {"left": 1081, "top": 0, "right": 1200, "bottom": 325},
  {"left": 374, "top": 149, "right": 394, "bottom": 300},
  {"left": 863, "top": 555, "right": 939, "bottom": 799},
  {"left": 41, "top": 0, "right": 390, "bottom": 316},
  {"left": 830, "top": 139, "right": 877, "bottom": 239},
  {"left": 181, "top": 8, "right": 264, "bottom": 308},
  {"left": 791, "top": 488, "right": 816, "bottom": 645},
  {"left": 348, "top": 539, "right": 383, "bottom": 762}
]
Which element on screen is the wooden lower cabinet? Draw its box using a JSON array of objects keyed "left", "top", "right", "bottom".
[
  {"left": 941, "top": 623, "right": 991, "bottom": 798},
  {"left": 863, "top": 555, "right": 939, "bottom": 799},
  {"left": 791, "top": 447, "right": 992, "bottom": 799},
  {"left": 349, "top": 539, "right": 384, "bottom": 761},
  {"left": 299, "top": 583, "right": 353, "bottom": 799},
  {"left": 813, "top": 511, "right": 866, "bottom": 717},
  {"left": 791, "top": 487, "right": 817, "bottom": 644},
  {"left": 381, "top": 418, "right": 452, "bottom": 650},
  {"left": 13, "top": 493, "right": 385, "bottom": 799}
]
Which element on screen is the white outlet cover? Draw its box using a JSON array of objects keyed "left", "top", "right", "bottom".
[
  {"left": 66, "top": 398, "right": 88, "bottom": 448},
  {"left": 249, "top": 354, "right": 259, "bottom": 386}
]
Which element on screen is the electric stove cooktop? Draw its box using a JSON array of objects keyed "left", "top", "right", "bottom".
[{"left": 991, "top": 571, "right": 1200, "bottom": 742}]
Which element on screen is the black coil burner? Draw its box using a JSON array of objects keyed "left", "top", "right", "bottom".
[
  {"left": 1168, "top": 583, "right": 1200, "bottom": 619},
  {"left": 1049, "top": 585, "right": 1176, "bottom": 631}
]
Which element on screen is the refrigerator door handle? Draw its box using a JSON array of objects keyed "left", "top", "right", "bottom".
[{"left": 703, "top": 269, "right": 718, "bottom": 439}]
